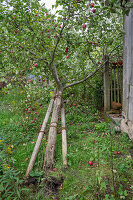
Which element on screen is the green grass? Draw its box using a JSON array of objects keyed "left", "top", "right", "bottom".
[{"left": 0, "top": 86, "right": 133, "bottom": 200}]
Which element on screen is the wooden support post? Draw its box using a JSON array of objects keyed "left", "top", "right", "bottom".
[
  {"left": 44, "top": 91, "right": 62, "bottom": 171},
  {"left": 104, "top": 55, "right": 110, "bottom": 111},
  {"left": 61, "top": 103, "right": 67, "bottom": 167},
  {"left": 26, "top": 98, "right": 54, "bottom": 177}
]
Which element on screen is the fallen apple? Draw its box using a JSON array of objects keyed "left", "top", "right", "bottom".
[
  {"left": 53, "top": 168, "right": 57, "bottom": 172},
  {"left": 88, "top": 161, "right": 93, "bottom": 166}
]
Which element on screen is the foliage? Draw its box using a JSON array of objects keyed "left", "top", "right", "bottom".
[{"left": 0, "top": 0, "right": 124, "bottom": 92}]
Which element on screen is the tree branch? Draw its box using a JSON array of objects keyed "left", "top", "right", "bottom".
[
  {"left": 49, "top": 24, "right": 65, "bottom": 66},
  {"left": 63, "top": 62, "right": 104, "bottom": 90},
  {"left": 63, "top": 45, "right": 120, "bottom": 90},
  {"left": 18, "top": 45, "right": 48, "bottom": 65}
]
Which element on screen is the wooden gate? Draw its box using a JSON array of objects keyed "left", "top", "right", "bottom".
[
  {"left": 104, "top": 58, "right": 123, "bottom": 111},
  {"left": 111, "top": 63, "right": 123, "bottom": 104}
]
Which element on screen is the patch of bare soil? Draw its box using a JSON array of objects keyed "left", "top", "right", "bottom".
[{"left": 45, "top": 175, "right": 64, "bottom": 198}]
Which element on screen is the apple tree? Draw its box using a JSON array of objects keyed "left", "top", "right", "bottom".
[{"left": 0, "top": 0, "right": 125, "bottom": 174}]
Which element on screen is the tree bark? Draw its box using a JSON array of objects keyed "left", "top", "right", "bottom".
[
  {"left": 61, "top": 104, "right": 67, "bottom": 167},
  {"left": 44, "top": 91, "right": 62, "bottom": 171},
  {"left": 26, "top": 98, "right": 54, "bottom": 177}
]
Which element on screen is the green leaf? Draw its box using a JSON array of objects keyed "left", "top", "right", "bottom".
[
  {"left": 0, "top": 184, "right": 4, "bottom": 192},
  {"left": 100, "top": 181, "right": 106, "bottom": 190}
]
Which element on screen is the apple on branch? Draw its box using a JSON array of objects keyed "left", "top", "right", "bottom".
[
  {"left": 90, "top": 3, "right": 94, "bottom": 8},
  {"left": 118, "top": 61, "right": 123, "bottom": 65},
  {"left": 92, "top": 8, "right": 96, "bottom": 13},
  {"left": 83, "top": 24, "right": 86, "bottom": 29},
  {"left": 34, "top": 63, "right": 37, "bottom": 67},
  {"left": 14, "top": 30, "right": 18, "bottom": 34},
  {"left": 65, "top": 47, "right": 69, "bottom": 53}
]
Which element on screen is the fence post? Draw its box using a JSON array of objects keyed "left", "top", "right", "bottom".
[{"left": 104, "top": 55, "right": 110, "bottom": 111}]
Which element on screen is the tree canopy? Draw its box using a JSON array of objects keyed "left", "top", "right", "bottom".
[{"left": 0, "top": 0, "right": 126, "bottom": 91}]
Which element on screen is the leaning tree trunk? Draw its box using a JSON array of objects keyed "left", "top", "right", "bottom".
[{"left": 44, "top": 91, "right": 62, "bottom": 171}]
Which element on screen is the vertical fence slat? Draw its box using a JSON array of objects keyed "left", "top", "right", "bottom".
[
  {"left": 111, "top": 67, "right": 113, "bottom": 104},
  {"left": 114, "top": 68, "right": 116, "bottom": 102},
  {"left": 117, "top": 65, "right": 120, "bottom": 103}
]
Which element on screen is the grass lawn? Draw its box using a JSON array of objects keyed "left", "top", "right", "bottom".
[{"left": 0, "top": 85, "right": 133, "bottom": 200}]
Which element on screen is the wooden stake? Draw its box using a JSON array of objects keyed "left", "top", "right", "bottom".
[
  {"left": 26, "top": 98, "right": 54, "bottom": 177},
  {"left": 44, "top": 91, "right": 62, "bottom": 171},
  {"left": 61, "top": 103, "right": 67, "bottom": 167}
]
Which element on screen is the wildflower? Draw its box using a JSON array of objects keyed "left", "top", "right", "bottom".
[
  {"left": 6, "top": 146, "right": 12, "bottom": 154},
  {"left": 3, "top": 164, "right": 10, "bottom": 170},
  {"left": 50, "top": 91, "right": 53, "bottom": 96}
]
